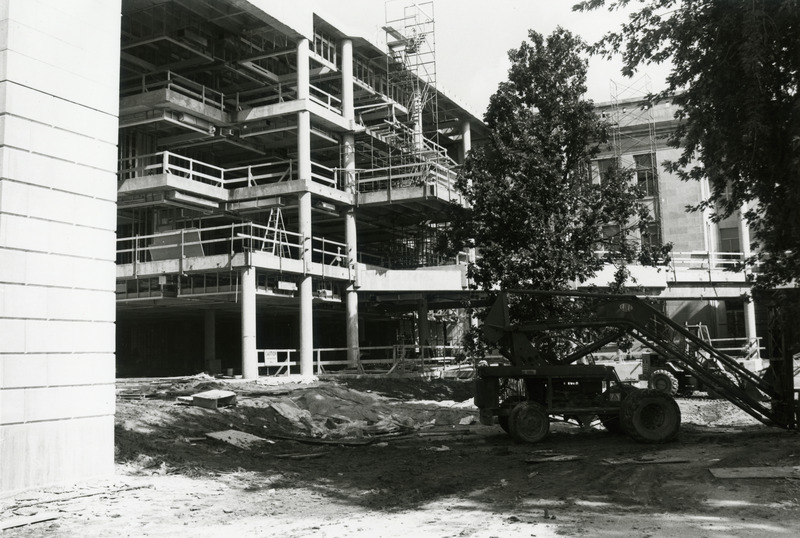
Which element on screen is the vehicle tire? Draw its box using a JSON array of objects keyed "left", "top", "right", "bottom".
[
  {"left": 620, "top": 388, "right": 681, "bottom": 443},
  {"left": 649, "top": 369, "right": 679, "bottom": 396},
  {"left": 498, "top": 396, "right": 525, "bottom": 434},
  {"left": 599, "top": 384, "right": 634, "bottom": 434},
  {"left": 508, "top": 401, "right": 550, "bottom": 444}
]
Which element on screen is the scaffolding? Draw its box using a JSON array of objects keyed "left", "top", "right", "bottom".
[
  {"left": 609, "top": 75, "right": 663, "bottom": 246},
  {"left": 348, "top": 1, "right": 454, "bottom": 198},
  {"left": 383, "top": 0, "right": 438, "bottom": 127}
]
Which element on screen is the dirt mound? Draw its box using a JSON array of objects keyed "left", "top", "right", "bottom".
[
  {"left": 678, "top": 396, "right": 761, "bottom": 427},
  {"left": 115, "top": 377, "right": 477, "bottom": 456}
]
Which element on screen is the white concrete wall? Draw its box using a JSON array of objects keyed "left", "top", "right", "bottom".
[
  {"left": 0, "top": 0, "right": 121, "bottom": 492},
  {"left": 357, "top": 264, "right": 468, "bottom": 292}
]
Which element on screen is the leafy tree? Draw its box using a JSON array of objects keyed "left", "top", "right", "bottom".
[
  {"left": 446, "top": 28, "right": 667, "bottom": 357},
  {"left": 575, "top": 0, "right": 800, "bottom": 288},
  {"left": 449, "top": 28, "right": 663, "bottom": 297}
]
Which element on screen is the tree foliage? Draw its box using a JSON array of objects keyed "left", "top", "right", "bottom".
[
  {"left": 449, "top": 28, "right": 663, "bottom": 298},
  {"left": 446, "top": 29, "right": 667, "bottom": 356},
  {"left": 575, "top": 0, "right": 800, "bottom": 288}
]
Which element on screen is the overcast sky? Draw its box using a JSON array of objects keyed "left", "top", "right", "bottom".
[{"left": 337, "top": 0, "right": 670, "bottom": 118}]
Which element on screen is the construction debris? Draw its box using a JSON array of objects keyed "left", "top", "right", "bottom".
[
  {"left": 525, "top": 455, "right": 583, "bottom": 464},
  {"left": 274, "top": 452, "right": 325, "bottom": 460},
  {"left": 178, "top": 390, "right": 237, "bottom": 409},
  {"left": 709, "top": 466, "right": 800, "bottom": 479},
  {"left": 603, "top": 457, "right": 691, "bottom": 465},
  {"left": 206, "top": 430, "right": 273, "bottom": 450},
  {"left": 263, "top": 432, "right": 375, "bottom": 447}
]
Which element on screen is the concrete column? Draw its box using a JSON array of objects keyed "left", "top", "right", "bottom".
[
  {"left": 341, "top": 39, "right": 360, "bottom": 367},
  {"left": 296, "top": 38, "right": 314, "bottom": 378},
  {"left": 344, "top": 203, "right": 359, "bottom": 366},
  {"left": 417, "top": 297, "right": 430, "bottom": 358},
  {"left": 346, "top": 283, "right": 360, "bottom": 366},
  {"left": 739, "top": 201, "right": 752, "bottom": 261},
  {"left": 297, "top": 38, "right": 311, "bottom": 187},
  {"left": 460, "top": 119, "right": 476, "bottom": 271},
  {"left": 459, "top": 121, "right": 472, "bottom": 163},
  {"left": 739, "top": 201, "right": 758, "bottom": 350},
  {"left": 744, "top": 296, "right": 758, "bottom": 340},
  {"left": 344, "top": 133, "right": 360, "bottom": 366},
  {"left": 699, "top": 177, "right": 715, "bottom": 256},
  {"left": 341, "top": 39, "right": 354, "bottom": 122},
  {"left": 241, "top": 267, "right": 258, "bottom": 379},
  {"left": 297, "top": 38, "right": 309, "bottom": 100},
  {"left": 204, "top": 309, "right": 218, "bottom": 374},
  {"left": 299, "top": 192, "right": 314, "bottom": 377}
]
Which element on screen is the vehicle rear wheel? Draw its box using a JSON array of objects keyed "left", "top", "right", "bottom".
[
  {"left": 498, "top": 396, "right": 525, "bottom": 433},
  {"left": 508, "top": 401, "right": 549, "bottom": 444},
  {"left": 649, "top": 369, "right": 679, "bottom": 396},
  {"left": 621, "top": 388, "right": 681, "bottom": 443},
  {"left": 599, "top": 384, "right": 634, "bottom": 434}
]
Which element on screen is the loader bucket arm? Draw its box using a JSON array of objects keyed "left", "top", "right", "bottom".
[{"left": 483, "top": 292, "right": 510, "bottom": 344}]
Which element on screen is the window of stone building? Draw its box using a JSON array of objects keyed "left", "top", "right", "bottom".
[
  {"left": 641, "top": 221, "right": 662, "bottom": 248},
  {"left": 633, "top": 153, "right": 657, "bottom": 196},
  {"left": 595, "top": 158, "right": 618, "bottom": 185},
  {"left": 725, "top": 300, "right": 746, "bottom": 338},
  {"left": 601, "top": 224, "right": 621, "bottom": 250},
  {"left": 719, "top": 227, "right": 741, "bottom": 253}
]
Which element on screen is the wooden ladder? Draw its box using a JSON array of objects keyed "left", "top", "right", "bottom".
[{"left": 264, "top": 208, "right": 291, "bottom": 257}]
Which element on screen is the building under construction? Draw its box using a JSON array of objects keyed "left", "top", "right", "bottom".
[
  {"left": 0, "top": 0, "right": 486, "bottom": 491},
  {"left": 0, "top": 0, "right": 784, "bottom": 495},
  {"left": 114, "top": 0, "right": 486, "bottom": 379}
]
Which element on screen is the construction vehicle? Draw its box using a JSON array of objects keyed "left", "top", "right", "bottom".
[
  {"left": 642, "top": 323, "right": 721, "bottom": 397},
  {"left": 642, "top": 353, "right": 701, "bottom": 396},
  {"left": 474, "top": 291, "right": 799, "bottom": 444}
]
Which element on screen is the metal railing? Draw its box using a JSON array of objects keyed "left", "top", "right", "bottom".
[
  {"left": 118, "top": 151, "right": 347, "bottom": 189},
  {"left": 709, "top": 337, "right": 763, "bottom": 362},
  {"left": 593, "top": 249, "right": 758, "bottom": 280},
  {"left": 668, "top": 251, "right": 747, "bottom": 272},
  {"left": 595, "top": 336, "right": 763, "bottom": 363},
  {"left": 121, "top": 70, "right": 298, "bottom": 113},
  {"left": 233, "top": 82, "right": 297, "bottom": 108},
  {"left": 254, "top": 336, "right": 765, "bottom": 379},
  {"left": 308, "top": 83, "right": 342, "bottom": 114},
  {"left": 256, "top": 345, "right": 470, "bottom": 377},
  {"left": 310, "top": 161, "right": 338, "bottom": 188},
  {"left": 119, "top": 67, "right": 359, "bottom": 120},
  {"left": 224, "top": 160, "right": 295, "bottom": 187},
  {"left": 355, "top": 160, "right": 459, "bottom": 198},
  {"left": 120, "top": 71, "right": 226, "bottom": 112},
  {"left": 116, "top": 222, "right": 346, "bottom": 270}
]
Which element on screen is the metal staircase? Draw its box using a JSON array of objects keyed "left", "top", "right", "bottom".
[
  {"left": 594, "top": 296, "right": 792, "bottom": 428},
  {"left": 489, "top": 290, "right": 798, "bottom": 430}
]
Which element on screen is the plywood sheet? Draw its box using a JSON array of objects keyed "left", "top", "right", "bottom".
[{"left": 206, "top": 430, "right": 269, "bottom": 450}]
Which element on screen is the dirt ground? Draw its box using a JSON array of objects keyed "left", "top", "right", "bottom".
[{"left": 2, "top": 375, "right": 800, "bottom": 537}]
